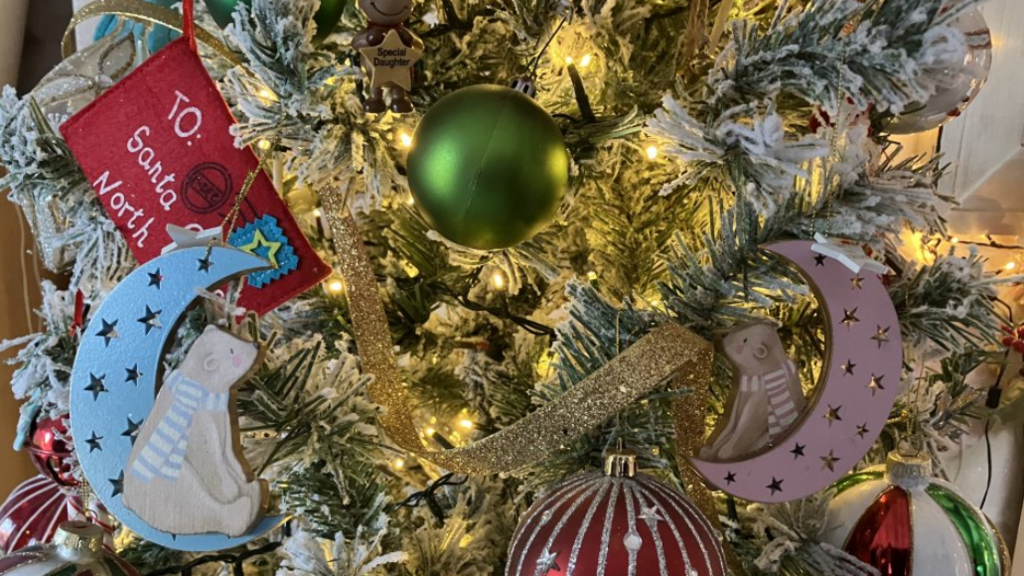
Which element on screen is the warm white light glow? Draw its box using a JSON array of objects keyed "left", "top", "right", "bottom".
[
  {"left": 313, "top": 208, "right": 322, "bottom": 217},
  {"left": 492, "top": 273, "right": 505, "bottom": 289},
  {"left": 1006, "top": 261, "right": 1017, "bottom": 271},
  {"left": 327, "top": 279, "right": 344, "bottom": 293},
  {"left": 580, "top": 54, "right": 593, "bottom": 68},
  {"left": 392, "top": 458, "right": 405, "bottom": 470},
  {"left": 399, "top": 131, "right": 413, "bottom": 148},
  {"left": 258, "top": 88, "right": 276, "bottom": 102},
  {"left": 564, "top": 56, "right": 574, "bottom": 65},
  {"left": 258, "top": 139, "right": 271, "bottom": 150},
  {"left": 459, "top": 419, "right": 474, "bottom": 429},
  {"left": 950, "top": 236, "right": 959, "bottom": 244},
  {"left": 586, "top": 270, "right": 598, "bottom": 281},
  {"left": 424, "top": 427, "right": 436, "bottom": 437},
  {"left": 406, "top": 195, "right": 415, "bottom": 205},
  {"left": 646, "top": 146, "right": 659, "bottom": 160}
]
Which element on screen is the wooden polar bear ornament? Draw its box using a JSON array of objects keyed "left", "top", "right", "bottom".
[
  {"left": 700, "top": 321, "right": 807, "bottom": 461},
  {"left": 123, "top": 326, "right": 267, "bottom": 537}
]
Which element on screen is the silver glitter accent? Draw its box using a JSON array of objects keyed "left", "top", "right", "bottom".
[
  {"left": 535, "top": 550, "right": 560, "bottom": 573},
  {"left": 507, "top": 474, "right": 592, "bottom": 574},
  {"left": 623, "top": 479, "right": 639, "bottom": 576},
  {"left": 623, "top": 530, "right": 643, "bottom": 551},
  {"left": 565, "top": 479, "right": 611, "bottom": 576},
  {"left": 533, "top": 479, "right": 604, "bottom": 576},
  {"left": 629, "top": 482, "right": 669, "bottom": 576},
  {"left": 595, "top": 476, "right": 621, "bottom": 576},
  {"left": 513, "top": 475, "right": 598, "bottom": 576},
  {"left": 641, "top": 478, "right": 720, "bottom": 576}
]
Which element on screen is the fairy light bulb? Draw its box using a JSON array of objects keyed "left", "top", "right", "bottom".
[
  {"left": 580, "top": 54, "right": 593, "bottom": 68},
  {"left": 326, "top": 279, "right": 344, "bottom": 293},
  {"left": 492, "top": 273, "right": 505, "bottom": 289},
  {"left": 645, "top": 146, "right": 659, "bottom": 160},
  {"left": 564, "top": 56, "right": 574, "bottom": 65},
  {"left": 313, "top": 208, "right": 322, "bottom": 217},
  {"left": 399, "top": 131, "right": 413, "bottom": 148},
  {"left": 459, "top": 419, "right": 474, "bottom": 430},
  {"left": 1005, "top": 261, "right": 1016, "bottom": 271},
  {"left": 258, "top": 139, "right": 272, "bottom": 150},
  {"left": 950, "top": 236, "right": 959, "bottom": 244},
  {"left": 586, "top": 270, "right": 598, "bottom": 281}
]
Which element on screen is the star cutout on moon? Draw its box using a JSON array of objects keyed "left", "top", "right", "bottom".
[
  {"left": 358, "top": 29, "right": 424, "bottom": 91},
  {"left": 85, "top": 373, "right": 107, "bottom": 400},
  {"left": 790, "top": 443, "right": 806, "bottom": 459},
  {"left": 109, "top": 471, "right": 124, "bottom": 494},
  {"left": 851, "top": 275, "right": 864, "bottom": 290},
  {"left": 125, "top": 364, "right": 142, "bottom": 385},
  {"left": 841, "top": 307, "right": 860, "bottom": 328},
  {"left": 96, "top": 319, "right": 119, "bottom": 346},
  {"left": 856, "top": 423, "right": 870, "bottom": 439},
  {"left": 824, "top": 404, "right": 843, "bottom": 425},
  {"left": 820, "top": 450, "right": 840, "bottom": 472},
  {"left": 767, "top": 477, "right": 784, "bottom": 495},
  {"left": 867, "top": 374, "right": 885, "bottom": 396},
  {"left": 239, "top": 229, "right": 282, "bottom": 269},
  {"left": 148, "top": 269, "right": 163, "bottom": 289},
  {"left": 814, "top": 254, "right": 827, "bottom": 267},
  {"left": 872, "top": 325, "right": 891, "bottom": 348},
  {"left": 137, "top": 305, "right": 163, "bottom": 335},
  {"left": 122, "top": 417, "right": 143, "bottom": 444},
  {"left": 198, "top": 254, "right": 214, "bottom": 272},
  {"left": 841, "top": 359, "right": 856, "bottom": 376},
  {"left": 86, "top": 432, "right": 103, "bottom": 453},
  {"left": 724, "top": 472, "right": 737, "bottom": 485}
]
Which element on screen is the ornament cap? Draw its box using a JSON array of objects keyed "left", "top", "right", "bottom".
[
  {"left": 54, "top": 521, "right": 104, "bottom": 563},
  {"left": 604, "top": 441, "right": 637, "bottom": 478},
  {"left": 885, "top": 450, "right": 932, "bottom": 490}
]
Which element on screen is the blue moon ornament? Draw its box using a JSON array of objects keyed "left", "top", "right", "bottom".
[{"left": 69, "top": 246, "right": 287, "bottom": 551}]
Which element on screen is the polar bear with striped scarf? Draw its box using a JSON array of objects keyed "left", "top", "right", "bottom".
[
  {"left": 123, "top": 326, "right": 266, "bottom": 537},
  {"left": 700, "top": 321, "right": 806, "bottom": 461}
]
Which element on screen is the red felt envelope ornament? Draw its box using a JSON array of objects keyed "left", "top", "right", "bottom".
[{"left": 61, "top": 32, "right": 330, "bottom": 315}]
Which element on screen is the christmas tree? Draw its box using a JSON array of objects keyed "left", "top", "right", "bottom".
[{"left": 0, "top": 0, "right": 1013, "bottom": 575}]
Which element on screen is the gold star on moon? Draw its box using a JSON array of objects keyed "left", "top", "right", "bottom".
[
  {"left": 872, "top": 325, "right": 891, "bottom": 348},
  {"left": 841, "top": 307, "right": 860, "bottom": 328},
  {"left": 867, "top": 374, "right": 885, "bottom": 396},
  {"left": 851, "top": 275, "right": 864, "bottom": 290},
  {"left": 824, "top": 404, "right": 842, "bottom": 425},
  {"left": 239, "top": 229, "right": 282, "bottom": 269},
  {"left": 820, "top": 450, "right": 841, "bottom": 472},
  {"left": 359, "top": 29, "right": 423, "bottom": 91},
  {"left": 841, "top": 359, "right": 856, "bottom": 376}
]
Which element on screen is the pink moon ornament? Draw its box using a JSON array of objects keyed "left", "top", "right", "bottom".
[{"left": 689, "top": 240, "right": 902, "bottom": 503}]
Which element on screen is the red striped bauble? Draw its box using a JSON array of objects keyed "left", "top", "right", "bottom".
[
  {"left": 506, "top": 450, "right": 726, "bottom": 576},
  {"left": 0, "top": 475, "right": 114, "bottom": 553}
]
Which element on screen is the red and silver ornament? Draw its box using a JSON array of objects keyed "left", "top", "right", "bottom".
[{"left": 506, "top": 448, "right": 727, "bottom": 576}]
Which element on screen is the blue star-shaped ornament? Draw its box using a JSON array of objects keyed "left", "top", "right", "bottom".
[
  {"left": 229, "top": 215, "right": 300, "bottom": 289},
  {"left": 85, "top": 373, "right": 107, "bottom": 400}
]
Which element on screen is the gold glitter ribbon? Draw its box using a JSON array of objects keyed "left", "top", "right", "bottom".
[
  {"left": 321, "top": 187, "right": 746, "bottom": 573},
  {"left": 62, "top": 0, "right": 242, "bottom": 67}
]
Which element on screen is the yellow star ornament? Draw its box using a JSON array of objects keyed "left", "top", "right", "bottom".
[
  {"left": 359, "top": 29, "right": 423, "bottom": 91},
  {"left": 239, "top": 229, "right": 283, "bottom": 269}
]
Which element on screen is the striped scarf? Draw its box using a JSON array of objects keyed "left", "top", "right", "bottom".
[
  {"left": 739, "top": 360, "right": 799, "bottom": 441},
  {"left": 131, "top": 372, "right": 229, "bottom": 483}
]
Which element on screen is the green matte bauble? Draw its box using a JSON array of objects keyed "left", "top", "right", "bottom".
[
  {"left": 407, "top": 85, "right": 569, "bottom": 250},
  {"left": 204, "top": 0, "right": 346, "bottom": 41}
]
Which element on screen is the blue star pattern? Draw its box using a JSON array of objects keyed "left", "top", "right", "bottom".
[{"left": 228, "top": 216, "right": 300, "bottom": 289}]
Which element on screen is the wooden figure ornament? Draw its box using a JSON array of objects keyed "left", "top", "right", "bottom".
[
  {"left": 124, "top": 326, "right": 267, "bottom": 537},
  {"left": 700, "top": 322, "right": 807, "bottom": 461},
  {"left": 354, "top": 0, "right": 424, "bottom": 113}
]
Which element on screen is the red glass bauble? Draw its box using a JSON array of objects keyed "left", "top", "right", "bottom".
[
  {"left": 0, "top": 476, "right": 114, "bottom": 554},
  {"left": 506, "top": 454, "right": 726, "bottom": 576},
  {"left": 844, "top": 487, "right": 912, "bottom": 576},
  {"left": 27, "top": 416, "right": 77, "bottom": 487}
]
